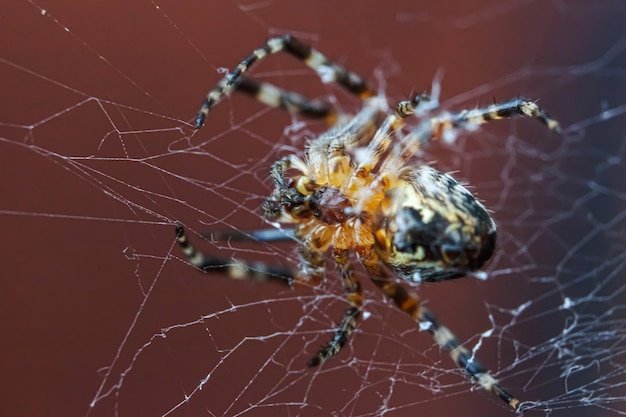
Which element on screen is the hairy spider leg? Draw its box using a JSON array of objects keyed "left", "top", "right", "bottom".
[
  {"left": 356, "top": 244, "right": 521, "bottom": 409},
  {"left": 269, "top": 154, "right": 309, "bottom": 188},
  {"left": 308, "top": 249, "right": 363, "bottom": 366},
  {"left": 351, "top": 112, "right": 404, "bottom": 179},
  {"left": 175, "top": 224, "right": 295, "bottom": 286},
  {"left": 202, "top": 227, "right": 295, "bottom": 243},
  {"left": 196, "top": 34, "right": 376, "bottom": 128},
  {"left": 177, "top": 221, "right": 334, "bottom": 289},
  {"left": 235, "top": 78, "right": 337, "bottom": 122},
  {"left": 348, "top": 93, "right": 435, "bottom": 181},
  {"left": 362, "top": 262, "right": 521, "bottom": 411},
  {"left": 178, "top": 221, "right": 364, "bottom": 366},
  {"left": 292, "top": 242, "right": 326, "bottom": 285},
  {"left": 371, "top": 277, "right": 522, "bottom": 410},
  {"left": 455, "top": 97, "right": 561, "bottom": 132},
  {"left": 386, "top": 97, "right": 562, "bottom": 170},
  {"left": 395, "top": 92, "right": 436, "bottom": 118}
]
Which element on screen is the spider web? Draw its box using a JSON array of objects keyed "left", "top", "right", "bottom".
[{"left": 1, "top": 1, "right": 625, "bottom": 416}]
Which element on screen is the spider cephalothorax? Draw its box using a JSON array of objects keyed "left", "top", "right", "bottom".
[
  {"left": 176, "top": 34, "right": 560, "bottom": 411},
  {"left": 309, "top": 186, "right": 354, "bottom": 225}
]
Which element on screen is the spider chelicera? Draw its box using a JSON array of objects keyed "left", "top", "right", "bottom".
[{"left": 176, "top": 34, "right": 560, "bottom": 411}]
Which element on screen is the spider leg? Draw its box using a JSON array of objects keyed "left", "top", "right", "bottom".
[
  {"left": 388, "top": 97, "right": 561, "bottom": 168},
  {"left": 235, "top": 78, "right": 337, "bottom": 122},
  {"left": 352, "top": 111, "right": 405, "bottom": 178},
  {"left": 176, "top": 223, "right": 328, "bottom": 285},
  {"left": 201, "top": 227, "right": 295, "bottom": 243},
  {"left": 269, "top": 154, "right": 309, "bottom": 189},
  {"left": 175, "top": 224, "right": 294, "bottom": 285},
  {"left": 395, "top": 92, "right": 437, "bottom": 118},
  {"left": 444, "top": 97, "right": 561, "bottom": 132},
  {"left": 177, "top": 224, "right": 359, "bottom": 364},
  {"left": 196, "top": 34, "right": 376, "bottom": 128},
  {"left": 314, "top": 104, "right": 391, "bottom": 186},
  {"left": 349, "top": 92, "right": 434, "bottom": 179},
  {"left": 364, "top": 268, "right": 521, "bottom": 410},
  {"left": 294, "top": 241, "right": 326, "bottom": 286},
  {"left": 308, "top": 249, "right": 363, "bottom": 366}
]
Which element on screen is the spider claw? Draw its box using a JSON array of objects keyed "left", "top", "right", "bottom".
[
  {"left": 195, "top": 110, "right": 207, "bottom": 129},
  {"left": 308, "top": 345, "right": 330, "bottom": 367},
  {"left": 307, "top": 356, "right": 322, "bottom": 367}
]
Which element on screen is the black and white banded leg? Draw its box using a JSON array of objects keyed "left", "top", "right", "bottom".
[
  {"left": 392, "top": 97, "right": 562, "bottom": 166},
  {"left": 176, "top": 224, "right": 366, "bottom": 367},
  {"left": 445, "top": 97, "right": 561, "bottom": 132},
  {"left": 236, "top": 78, "right": 337, "bottom": 122},
  {"left": 370, "top": 275, "right": 521, "bottom": 411},
  {"left": 308, "top": 249, "right": 363, "bottom": 367},
  {"left": 175, "top": 224, "right": 294, "bottom": 286},
  {"left": 196, "top": 34, "right": 376, "bottom": 128}
]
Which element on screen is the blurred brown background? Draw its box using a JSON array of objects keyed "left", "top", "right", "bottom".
[{"left": 1, "top": 1, "right": 625, "bottom": 416}]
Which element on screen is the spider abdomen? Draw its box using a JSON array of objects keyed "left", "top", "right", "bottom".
[{"left": 376, "top": 167, "right": 497, "bottom": 283}]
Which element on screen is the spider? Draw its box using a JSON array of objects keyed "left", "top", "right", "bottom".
[{"left": 176, "top": 34, "right": 560, "bottom": 411}]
